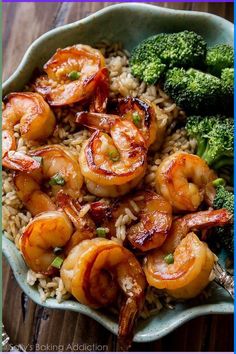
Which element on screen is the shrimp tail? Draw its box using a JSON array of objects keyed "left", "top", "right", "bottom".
[
  {"left": 76, "top": 111, "right": 118, "bottom": 132},
  {"left": 56, "top": 191, "right": 82, "bottom": 228},
  {"left": 118, "top": 297, "right": 141, "bottom": 351},
  {"left": 2, "top": 151, "right": 41, "bottom": 171},
  {"left": 185, "top": 209, "right": 233, "bottom": 230},
  {"left": 89, "top": 68, "right": 110, "bottom": 113}
]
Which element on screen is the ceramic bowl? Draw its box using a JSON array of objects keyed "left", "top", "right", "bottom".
[{"left": 2, "top": 3, "right": 234, "bottom": 342}]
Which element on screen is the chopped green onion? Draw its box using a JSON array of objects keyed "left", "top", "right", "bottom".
[
  {"left": 132, "top": 112, "right": 141, "bottom": 126},
  {"left": 49, "top": 173, "right": 65, "bottom": 186},
  {"left": 32, "top": 156, "right": 43, "bottom": 165},
  {"left": 96, "top": 227, "right": 107, "bottom": 237},
  {"left": 212, "top": 178, "right": 226, "bottom": 187},
  {"left": 51, "top": 256, "right": 64, "bottom": 269},
  {"left": 53, "top": 247, "right": 63, "bottom": 255},
  {"left": 108, "top": 150, "right": 120, "bottom": 162},
  {"left": 164, "top": 253, "right": 174, "bottom": 265},
  {"left": 68, "top": 71, "right": 80, "bottom": 80}
]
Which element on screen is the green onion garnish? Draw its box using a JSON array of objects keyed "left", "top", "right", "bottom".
[
  {"left": 51, "top": 256, "right": 64, "bottom": 269},
  {"left": 164, "top": 253, "right": 174, "bottom": 265},
  {"left": 49, "top": 173, "right": 65, "bottom": 186},
  {"left": 212, "top": 178, "right": 226, "bottom": 187},
  {"left": 132, "top": 112, "right": 141, "bottom": 126},
  {"left": 68, "top": 71, "right": 80, "bottom": 80},
  {"left": 108, "top": 150, "right": 120, "bottom": 162},
  {"left": 32, "top": 156, "right": 43, "bottom": 165},
  {"left": 96, "top": 227, "right": 107, "bottom": 237}
]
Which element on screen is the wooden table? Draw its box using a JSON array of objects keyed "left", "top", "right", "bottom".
[{"left": 3, "top": 2, "right": 234, "bottom": 352}]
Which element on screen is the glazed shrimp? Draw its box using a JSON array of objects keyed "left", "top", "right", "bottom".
[
  {"left": 2, "top": 92, "right": 56, "bottom": 171},
  {"left": 144, "top": 209, "right": 231, "bottom": 299},
  {"left": 20, "top": 211, "right": 73, "bottom": 275},
  {"left": 90, "top": 190, "right": 172, "bottom": 251},
  {"left": 155, "top": 152, "right": 216, "bottom": 212},
  {"left": 108, "top": 97, "right": 158, "bottom": 147},
  {"left": 35, "top": 45, "right": 109, "bottom": 107},
  {"left": 61, "top": 238, "right": 146, "bottom": 349},
  {"left": 14, "top": 145, "right": 83, "bottom": 215},
  {"left": 78, "top": 112, "right": 147, "bottom": 197},
  {"left": 19, "top": 192, "right": 96, "bottom": 273}
]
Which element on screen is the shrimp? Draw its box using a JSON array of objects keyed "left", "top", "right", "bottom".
[
  {"left": 19, "top": 191, "right": 97, "bottom": 273},
  {"left": 20, "top": 211, "right": 73, "bottom": 275},
  {"left": 2, "top": 92, "right": 56, "bottom": 171},
  {"left": 34, "top": 44, "right": 109, "bottom": 107},
  {"left": 13, "top": 172, "right": 57, "bottom": 216},
  {"left": 84, "top": 171, "right": 145, "bottom": 198},
  {"left": 78, "top": 112, "right": 147, "bottom": 196},
  {"left": 144, "top": 208, "right": 232, "bottom": 299},
  {"left": 90, "top": 190, "right": 172, "bottom": 251},
  {"left": 61, "top": 238, "right": 146, "bottom": 349},
  {"left": 155, "top": 152, "right": 216, "bottom": 212},
  {"left": 14, "top": 145, "right": 83, "bottom": 215},
  {"left": 108, "top": 97, "right": 158, "bottom": 147}
]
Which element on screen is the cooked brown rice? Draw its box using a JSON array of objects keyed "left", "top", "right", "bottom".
[{"left": 2, "top": 43, "right": 197, "bottom": 315}]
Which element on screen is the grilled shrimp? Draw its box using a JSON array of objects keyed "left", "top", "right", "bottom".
[
  {"left": 14, "top": 145, "right": 83, "bottom": 215},
  {"left": 78, "top": 112, "right": 147, "bottom": 196},
  {"left": 20, "top": 211, "right": 73, "bottom": 275},
  {"left": 90, "top": 190, "right": 172, "bottom": 251},
  {"left": 2, "top": 92, "right": 56, "bottom": 171},
  {"left": 61, "top": 238, "right": 146, "bottom": 349},
  {"left": 35, "top": 45, "right": 109, "bottom": 107},
  {"left": 155, "top": 152, "right": 216, "bottom": 212},
  {"left": 144, "top": 232, "right": 215, "bottom": 299},
  {"left": 19, "top": 192, "right": 96, "bottom": 273},
  {"left": 144, "top": 208, "right": 231, "bottom": 299},
  {"left": 13, "top": 172, "right": 56, "bottom": 216},
  {"left": 108, "top": 97, "right": 158, "bottom": 147}
]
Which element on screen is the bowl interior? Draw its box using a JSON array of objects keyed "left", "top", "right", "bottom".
[{"left": 2, "top": 3, "right": 234, "bottom": 342}]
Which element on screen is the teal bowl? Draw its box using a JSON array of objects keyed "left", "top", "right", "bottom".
[{"left": 2, "top": 3, "right": 234, "bottom": 342}]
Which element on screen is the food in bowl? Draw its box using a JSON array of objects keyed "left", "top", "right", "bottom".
[{"left": 2, "top": 30, "right": 234, "bottom": 349}]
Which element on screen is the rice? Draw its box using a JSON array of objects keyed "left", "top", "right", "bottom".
[{"left": 2, "top": 42, "right": 201, "bottom": 315}]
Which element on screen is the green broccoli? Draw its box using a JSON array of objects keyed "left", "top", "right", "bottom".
[
  {"left": 221, "top": 67, "right": 234, "bottom": 95},
  {"left": 206, "top": 44, "right": 234, "bottom": 77},
  {"left": 164, "top": 68, "right": 222, "bottom": 114},
  {"left": 130, "top": 31, "right": 207, "bottom": 84},
  {"left": 186, "top": 115, "right": 234, "bottom": 170},
  {"left": 131, "top": 58, "right": 166, "bottom": 85},
  {"left": 221, "top": 68, "right": 234, "bottom": 115},
  {"left": 212, "top": 182, "right": 234, "bottom": 255}
]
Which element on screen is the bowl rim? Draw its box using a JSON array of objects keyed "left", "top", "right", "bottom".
[
  {"left": 2, "top": 2, "right": 234, "bottom": 91},
  {"left": 2, "top": 2, "right": 234, "bottom": 343}
]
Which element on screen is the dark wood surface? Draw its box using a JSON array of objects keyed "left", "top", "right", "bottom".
[{"left": 2, "top": 2, "right": 234, "bottom": 352}]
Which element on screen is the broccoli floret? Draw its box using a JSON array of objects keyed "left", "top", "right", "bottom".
[
  {"left": 221, "top": 68, "right": 234, "bottom": 115},
  {"left": 206, "top": 44, "right": 234, "bottom": 77},
  {"left": 213, "top": 183, "right": 234, "bottom": 214},
  {"left": 221, "top": 68, "right": 234, "bottom": 96},
  {"left": 160, "top": 30, "right": 207, "bottom": 68},
  {"left": 186, "top": 115, "right": 234, "bottom": 170},
  {"left": 213, "top": 184, "right": 234, "bottom": 255},
  {"left": 164, "top": 68, "right": 222, "bottom": 114},
  {"left": 130, "top": 31, "right": 207, "bottom": 84},
  {"left": 131, "top": 58, "right": 166, "bottom": 85}
]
